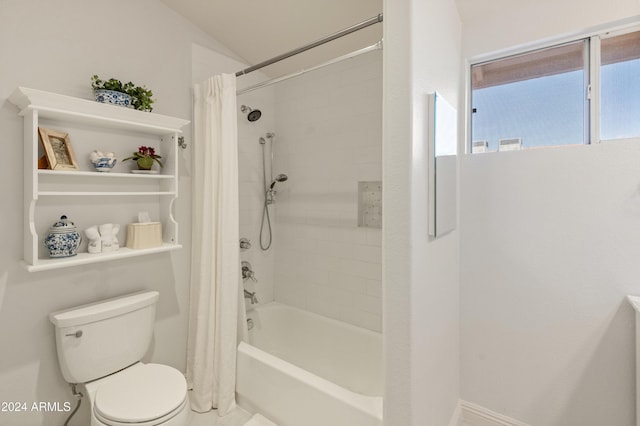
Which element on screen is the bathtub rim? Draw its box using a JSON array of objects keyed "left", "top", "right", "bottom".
[{"left": 237, "top": 340, "right": 383, "bottom": 421}]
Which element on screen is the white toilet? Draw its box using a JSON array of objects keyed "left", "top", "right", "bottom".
[{"left": 50, "top": 291, "right": 191, "bottom": 426}]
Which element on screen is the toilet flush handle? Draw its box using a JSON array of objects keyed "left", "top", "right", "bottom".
[{"left": 65, "top": 330, "right": 83, "bottom": 338}]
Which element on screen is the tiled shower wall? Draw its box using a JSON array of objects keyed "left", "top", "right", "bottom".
[
  {"left": 272, "top": 50, "right": 383, "bottom": 332},
  {"left": 237, "top": 83, "right": 277, "bottom": 304}
]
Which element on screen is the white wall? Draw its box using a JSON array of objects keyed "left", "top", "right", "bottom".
[
  {"left": 460, "top": 1, "right": 640, "bottom": 425},
  {"left": 0, "top": 2, "right": 239, "bottom": 425},
  {"left": 383, "top": 0, "right": 462, "bottom": 424},
  {"left": 461, "top": 0, "right": 640, "bottom": 61},
  {"left": 272, "top": 50, "right": 383, "bottom": 332}
]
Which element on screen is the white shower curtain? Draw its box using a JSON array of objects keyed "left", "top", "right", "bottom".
[{"left": 187, "top": 74, "right": 245, "bottom": 415}]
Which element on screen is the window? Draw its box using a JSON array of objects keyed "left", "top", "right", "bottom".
[
  {"left": 469, "top": 26, "right": 640, "bottom": 153},
  {"left": 600, "top": 30, "right": 640, "bottom": 140}
]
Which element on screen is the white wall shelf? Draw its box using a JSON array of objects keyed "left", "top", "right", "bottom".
[
  {"left": 23, "top": 244, "right": 183, "bottom": 272},
  {"left": 9, "top": 87, "right": 190, "bottom": 272},
  {"left": 37, "top": 191, "right": 177, "bottom": 196},
  {"left": 10, "top": 87, "right": 188, "bottom": 135},
  {"left": 38, "top": 170, "right": 175, "bottom": 179}
]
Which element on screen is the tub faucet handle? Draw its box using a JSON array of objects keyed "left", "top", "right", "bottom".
[
  {"left": 240, "top": 238, "right": 252, "bottom": 250},
  {"left": 241, "top": 261, "right": 257, "bottom": 282}
]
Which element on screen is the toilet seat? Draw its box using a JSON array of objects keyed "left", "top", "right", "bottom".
[
  {"left": 95, "top": 398, "right": 188, "bottom": 426},
  {"left": 93, "top": 363, "right": 188, "bottom": 426}
]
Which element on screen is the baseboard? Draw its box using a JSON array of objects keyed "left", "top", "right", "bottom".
[{"left": 457, "top": 400, "right": 530, "bottom": 426}]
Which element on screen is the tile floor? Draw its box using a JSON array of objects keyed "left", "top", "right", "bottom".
[{"left": 189, "top": 406, "right": 253, "bottom": 426}]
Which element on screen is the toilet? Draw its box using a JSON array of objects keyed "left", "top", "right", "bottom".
[{"left": 49, "top": 291, "right": 191, "bottom": 426}]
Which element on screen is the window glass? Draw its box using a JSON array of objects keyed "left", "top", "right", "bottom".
[
  {"left": 600, "top": 30, "right": 640, "bottom": 140},
  {"left": 471, "top": 41, "right": 587, "bottom": 152}
]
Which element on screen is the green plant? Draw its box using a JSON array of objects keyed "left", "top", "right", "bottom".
[
  {"left": 122, "top": 146, "right": 163, "bottom": 170},
  {"left": 91, "top": 75, "right": 155, "bottom": 112},
  {"left": 127, "top": 85, "right": 154, "bottom": 112}
]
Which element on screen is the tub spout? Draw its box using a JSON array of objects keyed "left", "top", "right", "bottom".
[{"left": 244, "top": 289, "right": 258, "bottom": 304}]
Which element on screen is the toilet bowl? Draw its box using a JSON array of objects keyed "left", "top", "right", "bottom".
[
  {"left": 50, "top": 291, "right": 191, "bottom": 426},
  {"left": 85, "top": 363, "right": 190, "bottom": 426}
]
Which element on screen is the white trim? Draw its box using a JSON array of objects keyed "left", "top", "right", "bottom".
[
  {"left": 589, "top": 35, "right": 601, "bottom": 144},
  {"left": 599, "top": 22, "right": 640, "bottom": 40},
  {"left": 464, "top": 57, "right": 472, "bottom": 154},
  {"left": 458, "top": 400, "right": 530, "bottom": 426},
  {"left": 600, "top": 135, "right": 640, "bottom": 144}
]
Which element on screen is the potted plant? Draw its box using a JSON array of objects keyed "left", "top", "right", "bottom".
[
  {"left": 91, "top": 75, "right": 155, "bottom": 112},
  {"left": 122, "top": 146, "right": 163, "bottom": 171}
]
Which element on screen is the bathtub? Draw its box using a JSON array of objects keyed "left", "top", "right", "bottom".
[{"left": 236, "top": 302, "right": 383, "bottom": 426}]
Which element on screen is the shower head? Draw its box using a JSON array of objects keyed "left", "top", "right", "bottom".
[
  {"left": 269, "top": 174, "right": 288, "bottom": 189},
  {"left": 241, "top": 104, "right": 262, "bottom": 122},
  {"left": 248, "top": 110, "right": 262, "bottom": 121}
]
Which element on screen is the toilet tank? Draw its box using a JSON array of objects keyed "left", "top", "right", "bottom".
[{"left": 49, "top": 291, "right": 159, "bottom": 384}]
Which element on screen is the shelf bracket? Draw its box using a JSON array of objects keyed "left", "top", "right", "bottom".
[{"left": 177, "top": 136, "right": 187, "bottom": 150}]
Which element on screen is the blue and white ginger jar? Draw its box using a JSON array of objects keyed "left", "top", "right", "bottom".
[{"left": 44, "top": 215, "right": 82, "bottom": 258}]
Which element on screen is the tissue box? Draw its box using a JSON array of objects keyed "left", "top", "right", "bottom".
[{"left": 126, "top": 222, "right": 162, "bottom": 249}]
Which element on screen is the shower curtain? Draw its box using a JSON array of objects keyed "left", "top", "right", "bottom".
[{"left": 187, "top": 74, "right": 245, "bottom": 415}]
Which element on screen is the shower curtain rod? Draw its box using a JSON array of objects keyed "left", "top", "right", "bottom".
[
  {"left": 236, "top": 40, "right": 382, "bottom": 95},
  {"left": 235, "top": 13, "right": 383, "bottom": 77}
]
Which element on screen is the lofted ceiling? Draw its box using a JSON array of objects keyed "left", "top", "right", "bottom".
[
  {"left": 160, "top": 0, "right": 384, "bottom": 77},
  {"left": 160, "top": 0, "right": 509, "bottom": 78}
]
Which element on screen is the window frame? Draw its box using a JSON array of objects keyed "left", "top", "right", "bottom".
[{"left": 466, "top": 20, "right": 640, "bottom": 154}]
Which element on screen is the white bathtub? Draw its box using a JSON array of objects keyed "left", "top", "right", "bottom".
[{"left": 236, "top": 302, "right": 383, "bottom": 426}]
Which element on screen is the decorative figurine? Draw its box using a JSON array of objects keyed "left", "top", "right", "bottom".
[
  {"left": 99, "top": 223, "right": 115, "bottom": 253},
  {"left": 85, "top": 226, "right": 101, "bottom": 254},
  {"left": 111, "top": 224, "right": 120, "bottom": 251}
]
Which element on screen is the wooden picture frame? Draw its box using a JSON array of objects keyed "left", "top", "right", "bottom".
[{"left": 38, "top": 127, "right": 78, "bottom": 170}]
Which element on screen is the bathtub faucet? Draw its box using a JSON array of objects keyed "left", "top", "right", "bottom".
[{"left": 244, "top": 289, "right": 258, "bottom": 304}]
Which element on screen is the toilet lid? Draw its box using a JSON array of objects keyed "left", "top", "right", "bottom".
[{"left": 95, "top": 364, "right": 187, "bottom": 424}]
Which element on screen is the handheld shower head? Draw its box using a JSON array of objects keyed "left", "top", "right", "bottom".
[
  {"left": 269, "top": 174, "right": 288, "bottom": 189},
  {"left": 241, "top": 105, "right": 262, "bottom": 122}
]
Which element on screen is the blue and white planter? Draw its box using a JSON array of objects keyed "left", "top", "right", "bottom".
[
  {"left": 44, "top": 215, "right": 82, "bottom": 258},
  {"left": 94, "top": 89, "right": 133, "bottom": 108},
  {"left": 89, "top": 150, "right": 117, "bottom": 172},
  {"left": 91, "top": 157, "right": 117, "bottom": 172}
]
